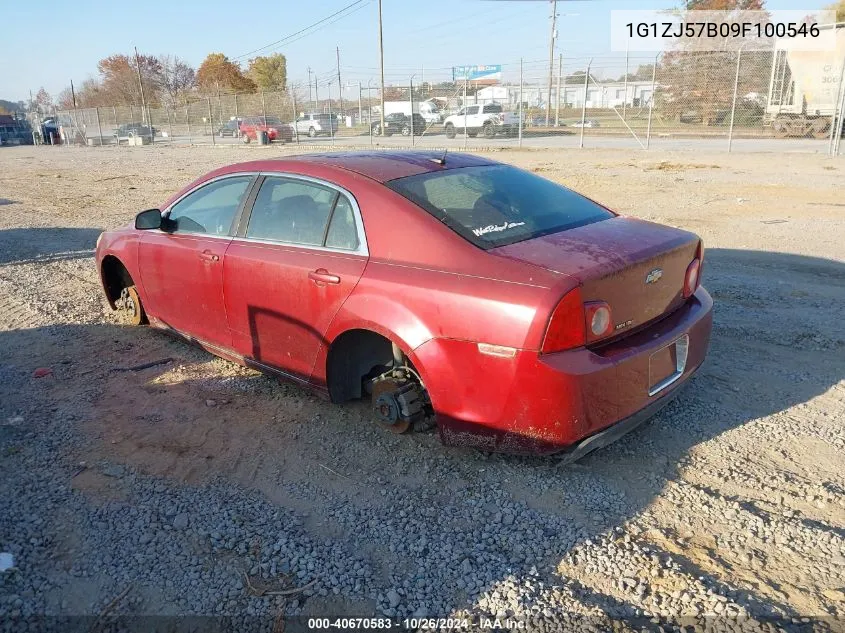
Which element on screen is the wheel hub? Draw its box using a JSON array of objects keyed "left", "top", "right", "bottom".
[
  {"left": 118, "top": 287, "right": 136, "bottom": 317},
  {"left": 371, "top": 379, "right": 412, "bottom": 433}
]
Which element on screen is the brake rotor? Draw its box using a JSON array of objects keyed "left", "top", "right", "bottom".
[{"left": 371, "top": 379, "right": 411, "bottom": 434}]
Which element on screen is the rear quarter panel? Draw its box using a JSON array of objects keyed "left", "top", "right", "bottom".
[{"left": 316, "top": 175, "right": 568, "bottom": 382}]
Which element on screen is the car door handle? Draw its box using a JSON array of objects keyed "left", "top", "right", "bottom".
[
  {"left": 199, "top": 250, "right": 219, "bottom": 262},
  {"left": 308, "top": 269, "right": 340, "bottom": 285}
]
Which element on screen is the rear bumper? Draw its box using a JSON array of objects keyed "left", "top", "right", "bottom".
[
  {"left": 555, "top": 380, "right": 685, "bottom": 464},
  {"left": 413, "top": 286, "right": 713, "bottom": 456}
]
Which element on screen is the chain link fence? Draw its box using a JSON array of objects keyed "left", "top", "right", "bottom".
[{"left": 48, "top": 36, "right": 845, "bottom": 155}]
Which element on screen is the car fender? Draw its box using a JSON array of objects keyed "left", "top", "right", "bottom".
[
  {"left": 96, "top": 229, "right": 148, "bottom": 309},
  {"left": 312, "top": 289, "right": 434, "bottom": 390}
]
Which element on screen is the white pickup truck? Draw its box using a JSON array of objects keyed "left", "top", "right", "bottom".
[{"left": 443, "top": 103, "right": 519, "bottom": 139}]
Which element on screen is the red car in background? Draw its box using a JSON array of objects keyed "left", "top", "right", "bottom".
[
  {"left": 239, "top": 116, "right": 294, "bottom": 143},
  {"left": 95, "top": 151, "right": 713, "bottom": 460}
]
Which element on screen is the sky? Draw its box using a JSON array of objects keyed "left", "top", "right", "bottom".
[{"left": 0, "top": 0, "right": 828, "bottom": 103}]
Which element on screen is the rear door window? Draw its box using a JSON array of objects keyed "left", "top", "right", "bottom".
[
  {"left": 324, "top": 196, "right": 360, "bottom": 251},
  {"left": 246, "top": 177, "right": 336, "bottom": 246}
]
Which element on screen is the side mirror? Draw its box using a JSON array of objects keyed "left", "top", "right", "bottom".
[{"left": 135, "top": 208, "right": 162, "bottom": 230}]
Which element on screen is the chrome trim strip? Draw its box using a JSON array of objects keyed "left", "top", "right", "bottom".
[
  {"left": 229, "top": 236, "right": 368, "bottom": 256},
  {"left": 648, "top": 334, "right": 690, "bottom": 397}
]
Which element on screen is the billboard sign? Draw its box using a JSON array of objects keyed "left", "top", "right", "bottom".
[{"left": 452, "top": 65, "right": 502, "bottom": 82}]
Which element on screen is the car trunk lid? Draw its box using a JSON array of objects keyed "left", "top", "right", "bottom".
[{"left": 491, "top": 217, "right": 700, "bottom": 335}]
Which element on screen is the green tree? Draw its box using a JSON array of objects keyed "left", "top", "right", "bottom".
[{"left": 247, "top": 54, "right": 287, "bottom": 92}]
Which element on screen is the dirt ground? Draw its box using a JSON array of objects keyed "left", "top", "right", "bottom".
[{"left": 0, "top": 143, "right": 843, "bottom": 626}]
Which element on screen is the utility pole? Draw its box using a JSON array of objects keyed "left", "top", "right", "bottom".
[
  {"left": 70, "top": 80, "right": 77, "bottom": 109},
  {"left": 546, "top": 0, "right": 557, "bottom": 127},
  {"left": 307, "top": 67, "right": 314, "bottom": 110},
  {"left": 315, "top": 77, "right": 319, "bottom": 112},
  {"left": 555, "top": 52, "right": 562, "bottom": 127},
  {"left": 378, "top": 0, "right": 386, "bottom": 137},
  {"left": 348, "top": 82, "right": 363, "bottom": 122},
  {"left": 134, "top": 47, "right": 149, "bottom": 129},
  {"left": 336, "top": 47, "right": 344, "bottom": 119}
]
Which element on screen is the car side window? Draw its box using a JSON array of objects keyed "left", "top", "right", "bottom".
[
  {"left": 167, "top": 176, "right": 253, "bottom": 236},
  {"left": 247, "top": 177, "right": 336, "bottom": 246},
  {"left": 325, "top": 196, "right": 359, "bottom": 251}
]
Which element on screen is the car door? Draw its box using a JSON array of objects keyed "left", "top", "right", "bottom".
[
  {"left": 223, "top": 174, "right": 368, "bottom": 383},
  {"left": 467, "top": 105, "right": 482, "bottom": 128},
  {"left": 138, "top": 174, "right": 255, "bottom": 349}
]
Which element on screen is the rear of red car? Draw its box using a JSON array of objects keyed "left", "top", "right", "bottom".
[{"left": 386, "top": 162, "right": 713, "bottom": 456}]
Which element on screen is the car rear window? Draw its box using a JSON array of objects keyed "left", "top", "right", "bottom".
[{"left": 386, "top": 165, "right": 613, "bottom": 248}]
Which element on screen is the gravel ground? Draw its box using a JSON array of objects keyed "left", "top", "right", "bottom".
[{"left": 0, "top": 144, "right": 843, "bottom": 630}]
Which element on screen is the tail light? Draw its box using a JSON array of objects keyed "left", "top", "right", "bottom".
[
  {"left": 585, "top": 301, "right": 613, "bottom": 342},
  {"left": 541, "top": 287, "right": 585, "bottom": 353},
  {"left": 683, "top": 242, "right": 704, "bottom": 298}
]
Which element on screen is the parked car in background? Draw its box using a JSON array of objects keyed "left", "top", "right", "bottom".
[
  {"left": 217, "top": 118, "right": 242, "bottom": 137},
  {"left": 96, "top": 151, "right": 712, "bottom": 459},
  {"left": 0, "top": 115, "right": 33, "bottom": 146},
  {"left": 381, "top": 100, "right": 443, "bottom": 124},
  {"left": 371, "top": 113, "right": 427, "bottom": 136},
  {"left": 40, "top": 118, "right": 60, "bottom": 143},
  {"left": 114, "top": 123, "right": 156, "bottom": 140},
  {"left": 239, "top": 116, "right": 294, "bottom": 143},
  {"left": 294, "top": 113, "right": 339, "bottom": 138},
  {"left": 443, "top": 103, "right": 519, "bottom": 139}
]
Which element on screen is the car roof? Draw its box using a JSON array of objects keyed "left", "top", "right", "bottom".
[
  {"left": 291, "top": 151, "right": 497, "bottom": 182},
  {"left": 219, "top": 151, "right": 499, "bottom": 183}
]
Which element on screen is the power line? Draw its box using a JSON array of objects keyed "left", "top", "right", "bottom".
[
  {"left": 233, "top": 0, "right": 370, "bottom": 61},
  {"left": 259, "top": 1, "right": 373, "bottom": 56}
]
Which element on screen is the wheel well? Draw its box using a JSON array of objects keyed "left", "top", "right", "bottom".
[
  {"left": 101, "top": 255, "right": 134, "bottom": 307},
  {"left": 326, "top": 329, "right": 395, "bottom": 403}
]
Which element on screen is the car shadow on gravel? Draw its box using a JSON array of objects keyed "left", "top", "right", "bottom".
[
  {"left": 0, "top": 227, "right": 101, "bottom": 266},
  {"left": 0, "top": 249, "right": 842, "bottom": 624}
]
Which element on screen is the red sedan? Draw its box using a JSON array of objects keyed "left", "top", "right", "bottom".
[
  {"left": 239, "top": 116, "right": 294, "bottom": 143},
  {"left": 96, "top": 152, "right": 713, "bottom": 459}
]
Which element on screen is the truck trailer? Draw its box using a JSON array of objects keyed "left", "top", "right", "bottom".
[{"left": 767, "top": 23, "right": 845, "bottom": 138}]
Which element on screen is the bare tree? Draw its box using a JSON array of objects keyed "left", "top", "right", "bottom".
[{"left": 159, "top": 55, "right": 196, "bottom": 106}]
